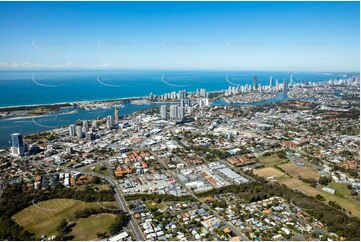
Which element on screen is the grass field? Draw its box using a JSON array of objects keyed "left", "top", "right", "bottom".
[
  {"left": 280, "top": 178, "right": 320, "bottom": 196},
  {"left": 279, "top": 179, "right": 359, "bottom": 217},
  {"left": 254, "top": 153, "right": 360, "bottom": 218},
  {"left": 71, "top": 213, "right": 117, "bottom": 240},
  {"left": 200, "top": 196, "right": 216, "bottom": 203},
  {"left": 84, "top": 164, "right": 110, "bottom": 177},
  {"left": 77, "top": 184, "right": 112, "bottom": 191},
  {"left": 319, "top": 190, "right": 359, "bottom": 218},
  {"left": 279, "top": 163, "right": 320, "bottom": 180},
  {"left": 12, "top": 198, "right": 117, "bottom": 238},
  {"left": 253, "top": 167, "right": 286, "bottom": 179},
  {"left": 327, "top": 181, "right": 352, "bottom": 197},
  {"left": 256, "top": 154, "right": 288, "bottom": 166},
  {"left": 145, "top": 201, "right": 168, "bottom": 211}
]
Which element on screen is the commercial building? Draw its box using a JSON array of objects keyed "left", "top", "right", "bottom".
[{"left": 85, "top": 131, "right": 95, "bottom": 141}]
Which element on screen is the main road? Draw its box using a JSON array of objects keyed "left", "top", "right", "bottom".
[{"left": 68, "top": 167, "right": 145, "bottom": 241}]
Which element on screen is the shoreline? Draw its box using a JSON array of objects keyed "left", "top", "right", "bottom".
[
  {"left": 0, "top": 90, "right": 225, "bottom": 112},
  {"left": 3, "top": 110, "right": 78, "bottom": 121},
  {"left": 0, "top": 96, "right": 146, "bottom": 111},
  {"left": 0, "top": 91, "right": 225, "bottom": 110}
]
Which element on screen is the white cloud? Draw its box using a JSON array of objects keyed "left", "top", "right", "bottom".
[{"left": 0, "top": 62, "right": 74, "bottom": 69}]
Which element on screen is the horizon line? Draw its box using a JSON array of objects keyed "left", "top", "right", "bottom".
[{"left": 0, "top": 68, "right": 359, "bottom": 73}]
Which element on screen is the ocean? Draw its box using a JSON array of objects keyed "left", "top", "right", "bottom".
[{"left": 0, "top": 70, "right": 355, "bottom": 148}]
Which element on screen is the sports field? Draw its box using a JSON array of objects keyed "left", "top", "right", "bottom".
[
  {"left": 253, "top": 167, "right": 285, "bottom": 179},
  {"left": 279, "top": 163, "right": 320, "bottom": 179},
  {"left": 71, "top": 213, "right": 117, "bottom": 240},
  {"left": 12, "top": 198, "right": 117, "bottom": 238}
]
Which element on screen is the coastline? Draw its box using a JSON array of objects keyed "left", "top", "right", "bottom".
[
  {"left": 4, "top": 110, "right": 78, "bottom": 121},
  {"left": 0, "top": 90, "right": 225, "bottom": 110},
  {"left": 0, "top": 95, "right": 146, "bottom": 111}
]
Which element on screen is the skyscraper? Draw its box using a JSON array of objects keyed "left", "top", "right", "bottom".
[
  {"left": 199, "top": 98, "right": 210, "bottom": 108},
  {"left": 178, "top": 90, "right": 186, "bottom": 100},
  {"left": 91, "top": 120, "right": 97, "bottom": 128},
  {"left": 269, "top": 76, "right": 273, "bottom": 89},
  {"left": 169, "top": 105, "right": 178, "bottom": 120},
  {"left": 114, "top": 107, "right": 119, "bottom": 124},
  {"left": 283, "top": 79, "right": 288, "bottom": 92},
  {"left": 76, "top": 125, "right": 83, "bottom": 138},
  {"left": 178, "top": 106, "right": 185, "bottom": 121},
  {"left": 82, "top": 120, "right": 88, "bottom": 133},
  {"left": 106, "top": 115, "right": 113, "bottom": 129},
  {"left": 11, "top": 133, "right": 25, "bottom": 156},
  {"left": 253, "top": 76, "right": 257, "bottom": 90},
  {"left": 69, "top": 124, "right": 76, "bottom": 136},
  {"left": 180, "top": 98, "right": 191, "bottom": 108},
  {"left": 160, "top": 105, "right": 167, "bottom": 120}
]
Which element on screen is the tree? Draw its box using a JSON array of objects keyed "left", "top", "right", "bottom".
[
  {"left": 315, "top": 194, "right": 326, "bottom": 201},
  {"left": 109, "top": 212, "right": 129, "bottom": 235},
  {"left": 319, "top": 176, "right": 332, "bottom": 186},
  {"left": 96, "top": 232, "right": 108, "bottom": 239}
]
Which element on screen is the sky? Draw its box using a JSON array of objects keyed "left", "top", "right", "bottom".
[{"left": 0, "top": 1, "right": 359, "bottom": 72}]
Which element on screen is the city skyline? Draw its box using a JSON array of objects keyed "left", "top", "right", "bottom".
[
  {"left": 0, "top": 1, "right": 359, "bottom": 240},
  {"left": 0, "top": 1, "right": 359, "bottom": 72}
]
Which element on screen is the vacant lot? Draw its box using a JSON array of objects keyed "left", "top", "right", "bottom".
[
  {"left": 254, "top": 167, "right": 286, "bottom": 179},
  {"left": 12, "top": 198, "right": 116, "bottom": 238},
  {"left": 71, "top": 213, "right": 117, "bottom": 240},
  {"left": 279, "top": 163, "right": 320, "bottom": 180}
]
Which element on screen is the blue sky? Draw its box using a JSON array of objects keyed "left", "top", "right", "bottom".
[{"left": 0, "top": 1, "right": 359, "bottom": 72}]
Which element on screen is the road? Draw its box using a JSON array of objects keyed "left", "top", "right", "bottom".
[
  {"left": 69, "top": 168, "right": 145, "bottom": 241},
  {"left": 70, "top": 149, "right": 248, "bottom": 240}
]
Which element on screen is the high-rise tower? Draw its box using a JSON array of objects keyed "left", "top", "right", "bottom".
[
  {"left": 114, "top": 107, "right": 119, "bottom": 124},
  {"left": 253, "top": 76, "right": 257, "bottom": 90},
  {"left": 11, "top": 133, "right": 25, "bottom": 156}
]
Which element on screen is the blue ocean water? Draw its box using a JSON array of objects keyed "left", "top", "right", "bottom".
[
  {"left": 0, "top": 70, "right": 353, "bottom": 107},
  {"left": 0, "top": 70, "right": 355, "bottom": 148}
]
